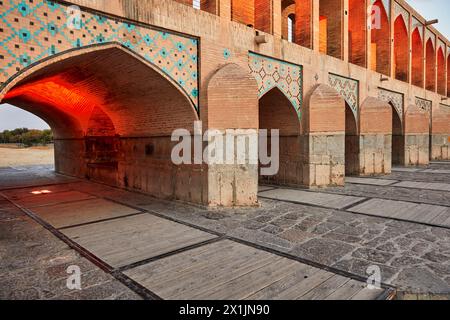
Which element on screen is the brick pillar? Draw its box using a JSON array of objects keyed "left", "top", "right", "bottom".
[
  {"left": 404, "top": 105, "right": 430, "bottom": 166},
  {"left": 273, "top": 0, "right": 282, "bottom": 38},
  {"left": 431, "top": 106, "right": 450, "bottom": 160},
  {"left": 303, "top": 84, "right": 345, "bottom": 187},
  {"left": 206, "top": 64, "right": 259, "bottom": 206}
]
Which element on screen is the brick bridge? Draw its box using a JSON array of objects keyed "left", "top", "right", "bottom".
[{"left": 0, "top": 0, "right": 449, "bottom": 207}]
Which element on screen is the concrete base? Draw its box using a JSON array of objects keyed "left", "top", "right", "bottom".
[
  {"left": 404, "top": 134, "right": 430, "bottom": 166},
  {"left": 305, "top": 133, "right": 345, "bottom": 187},
  {"left": 358, "top": 134, "right": 392, "bottom": 176},
  {"left": 431, "top": 134, "right": 450, "bottom": 161}
]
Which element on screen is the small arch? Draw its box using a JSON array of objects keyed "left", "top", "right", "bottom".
[
  {"left": 390, "top": 102, "right": 405, "bottom": 166},
  {"left": 259, "top": 87, "right": 302, "bottom": 186},
  {"left": 437, "top": 47, "right": 446, "bottom": 95},
  {"left": 259, "top": 87, "right": 301, "bottom": 136},
  {"left": 425, "top": 38, "right": 436, "bottom": 92},
  {"left": 394, "top": 15, "right": 409, "bottom": 82},
  {"left": 345, "top": 102, "right": 359, "bottom": 176},
  {"left": 411, "top": 28, "right": 424, "bottom": 88}
]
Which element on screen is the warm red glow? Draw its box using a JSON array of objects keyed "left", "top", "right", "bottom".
[{"left": 5, "top": 76, "right": 101, "bottom": 117}]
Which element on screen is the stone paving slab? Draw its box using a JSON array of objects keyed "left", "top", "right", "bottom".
[
  {"left": 421, "top": 169, "right": 450, "bottom": 174},
  {"left": 124, "top": 240, "right": 384, "bottom": 300},
  {"left": 30, "top": 198, "right": 142, "bottom": 229},
  {"left": 347, "top": 199, "right": 450, "bottom": 228},
  {"left": 346, "top": 177, "right": 398, "bottom": 186},
  {"left": 61, "top": 214, "right": 217, "bottom": 268},
  {"left": 392, "top": 167, "right": 421, "bottom": 173},
  {"left": 393, "top": 181, "right": 450, "bottom": 192},
  {"left": 259, "top": 189, "right": 365, "bottom": 209}
]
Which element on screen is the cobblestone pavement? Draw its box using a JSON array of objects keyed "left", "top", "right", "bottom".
[{"left": 1, "top": 163, "right": 450, "bottom": 299}]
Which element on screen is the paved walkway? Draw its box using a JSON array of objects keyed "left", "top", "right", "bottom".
[{"left": 1, "top": 163, "right": 450, "bottom": 299}]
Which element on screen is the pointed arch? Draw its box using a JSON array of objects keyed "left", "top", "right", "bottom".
[
  {"left": 411, "top": 27, "right": 424, "bottom": 88},
  {"left": 437, "top": 47, "right": 446, "bottom": 95},
  {"left": 426, "top": 38, "right": 436, "bottom": 92},
  {"left": 394, "top": 15, "right": 409, "bottom": 82}
]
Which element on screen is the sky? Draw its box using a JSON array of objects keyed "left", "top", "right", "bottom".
[{"left": 0, "top": 0, "right": 448, "bottom": 131}]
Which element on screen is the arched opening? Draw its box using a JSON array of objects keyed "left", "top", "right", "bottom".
[
  {"left": 349, "top": 0, "right": 367, "bottom": 67},
  {"left": 0, "top": 104, "right": 54, "bottom": 168},
  {"left": 437, "top": 47, "right": 446, "bottom": 96},
  {"left": 319, "top": 0, "right": 343, "bottom": 59},
  {"left": 394, "top": 16, "right": 409, "bottom": 82},
  {"left": 370, "top": 0, "right": 390, "bottom": 76},
  {"left": 282, "top": 0, "right": 296, "bottom": 42},
  {"left": 345, "top": 104, "right": 359, "bottom": 176},
  {"left": 1, "top": 44, "right": 201, "bottom": 202},
  {"left": 232, "top": 0, "right": 255, "bottom": 27},
  {"left": 411, "top": 28, "right": 424, "bottom": 88},
  {"left": 259, "top": 88, "right": 302, "bottom": 186},
  {"left": 426, "top": 39, "right": 436, "bottom": 92},
  {"left": 391, "top": 106, "right": 404, "bottom": 166}
]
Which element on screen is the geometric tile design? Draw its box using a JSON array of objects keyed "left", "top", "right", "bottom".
[
  {"left": 249, "top": 52, "right": 303, "bottom": 119},
  {"left": 328, "top": 73, "right": 359, "bottom": 118},
  {"left": 415, "top": 97, "right": 432, "bottom": 112},
  {"left": 0, "top": 0, "right": 199, "bottom": 111},
  {"left": 378, "top": 88, "right": 404, "bottom": 120},
  {"left": 394, "top": 1, "right": 409, "bottom": 31}
]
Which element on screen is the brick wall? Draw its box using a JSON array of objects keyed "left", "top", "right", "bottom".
[
  {"left": 319, "top": 0, "right": 343, "bottom": 59},
  {"left": 232, "top": 0, "right": 255, "bottom": 26},
  {"left": 295, "top": 0, "right": 313, "bottom": 48},
  {"left": 255, "top": 0, "right": 272, "bottom": 33},
  {"left": 349, "top": 0, "right": 367, "bottom": 68},
  {"left": 425, "top": 40, "right": 436, "bottom": 91}
]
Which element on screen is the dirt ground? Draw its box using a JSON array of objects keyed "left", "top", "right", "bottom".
[{"left": 0, "top": 144, "right": 54, "bottom": 167}]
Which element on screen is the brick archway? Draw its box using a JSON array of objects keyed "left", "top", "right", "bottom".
[
  {"left": 259, "top": 87, "right": 302, "bottom": 186},
  {"left": 412, "top": 28, "right": 424, "bottom": 88},
  {"left": 370, "top": 0, "right": 391, "bottom": 76},
  {"left": 1, "top": 43, "right": 204, "bottom": 202}
]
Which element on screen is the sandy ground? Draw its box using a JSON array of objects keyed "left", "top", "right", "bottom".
[{"left": 0, "top": 145, "right": 54, "bottom": 167}]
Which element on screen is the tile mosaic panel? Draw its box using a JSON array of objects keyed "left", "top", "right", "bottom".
[
  {"left": 415, "top": 97, "right": 432, "bottom": 112},
  {"left": 378, "top": 88, "right": 404, "bottom": 120},
  {"left": 328, "top": 73, "right": 359, "bottom": 118},
  {"left": 248, "top": 52, "right": 303, "bottom": 119}
]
